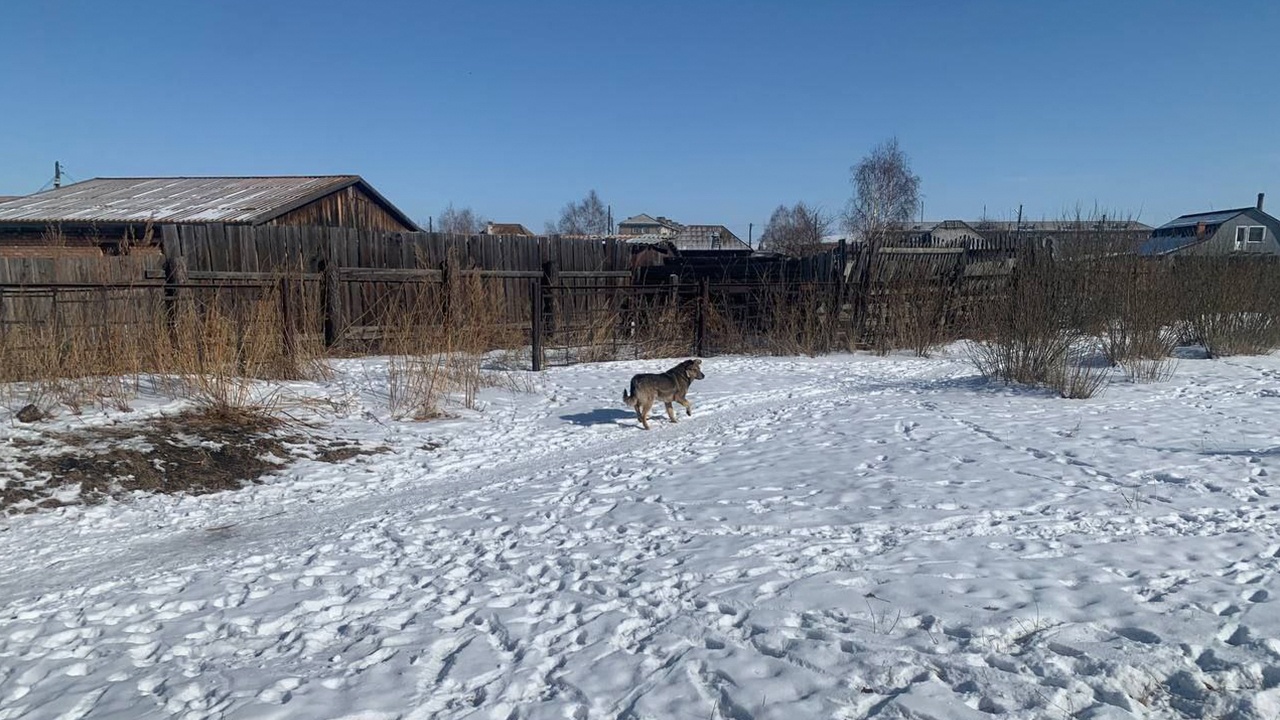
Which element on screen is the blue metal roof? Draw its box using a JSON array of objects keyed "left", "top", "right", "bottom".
[
  {"left": 1156, "top": 208, "right": 1250, "bottom": 231},
  {"left": 1138, "top": 235, "right": 1204, "bottom": 256}
]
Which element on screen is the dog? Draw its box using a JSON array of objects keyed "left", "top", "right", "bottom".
[{"left": 622, "top": 359, "right": 705, "bottom": 430}]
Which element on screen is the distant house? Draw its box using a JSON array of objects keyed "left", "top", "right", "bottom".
[
  {"left": 0, "top": 175, "right": 418, "bottom": 253},
  {"left": 617, "top": 214, "right": 683, "bottom": 237},
  {"left": 619, "top": 213, "right": 749, "bottom": 252},
  {"left": 1140, "top": 195, "right": 1278, "bottom": 256},
  {"left": 482, "top": 222, "right": 534, "bottom": 237},
  {"left": 889, "top": 220, "right": 989, "bottom": 248}
]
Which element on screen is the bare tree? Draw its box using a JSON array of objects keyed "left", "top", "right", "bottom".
[
  {"left": 436, "top": 203, "right": 487, "bottom": 235},
  {"left": 550, "top": 190, "right": 610, "bottom": 236},
  {"left": 759, "top": 202, "right": 831, "bottom": 256},
  {"left": 843, "top": 137, "right": 921, "bottom": 245}
]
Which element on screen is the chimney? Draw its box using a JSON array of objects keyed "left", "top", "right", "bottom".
[{"left": 1259, "top": 193, "right": 1266, "bottom": 211}]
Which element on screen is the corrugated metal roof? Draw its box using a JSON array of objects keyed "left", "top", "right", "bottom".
[
  {"left": 622, "top": 233, "right": 669, "bottom": 245},
  {"left": 628, "top": 229, "right": 750, "bottom": 251},
  {"left": 1156, "top": 208, "right": 1250, "bottom": 231},
  {"left": 0, "top": 176, "right": 380, "bottom": 225},
  {"left": 976, "top": 220, "right": 1153, "bottom": 232},
  {"left": 675, "top": 225, "right": 749, "bottom": 251}
]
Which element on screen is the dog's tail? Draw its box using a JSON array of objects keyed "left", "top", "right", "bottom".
[{"left": 622, "top": 383, "right": 637, "bottom": 408}]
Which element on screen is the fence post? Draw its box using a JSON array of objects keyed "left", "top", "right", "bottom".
[
  {"left": 851, "top": 244, "right": 875, "bottom": 347},
  {"left": 542, "top": 260, "right": 560, "bottom": 340},
  {"left": 163, "top": 253, "right": 188, "bottom": 345},
  {"left": 695, "top": 276, "right": 710, "bottom": 358},
  {"left": 943, "top": 250, "right": 969, "bottom": 332},
  {"left": 530, "top": 277, "right": 544, "bottom": 371},
  {"left": 279, "top": 276, "right": 296, "bottom": 358},
  {"left": 440, "top": 253, "right": 455, "bottom": 330},
  {"left": 833, "top": 239, "right": 848, "bottom": 345},
  {"left": 322, "top": 256, "right": 344, "bottom": 348}
]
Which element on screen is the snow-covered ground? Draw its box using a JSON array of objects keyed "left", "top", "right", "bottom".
[{"left": 5, "top": 350, "right": 1280, "bottom": 719}]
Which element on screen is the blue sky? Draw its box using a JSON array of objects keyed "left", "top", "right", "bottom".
[{"left": 1, "top": 0, "right": 1276, "bottom": 240}]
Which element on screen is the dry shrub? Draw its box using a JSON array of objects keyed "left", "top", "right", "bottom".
[
  {"left": 1097, "top": 259, "right": 1179, "bottom": 367},
  {"left": 1054, "top": 346, "right": 1110, "bottom": 399},
  {"left": 1121, "top": 357, "right": 1178, "bottom": 383},
  {"left": 874, "top": 259, "right": 958, "bottom": 357},
  {"left": 1170, "top": 257, "right": 1280, "bottom": 358},
  {"left": 966, "top": 248, "right": 1092, "bottom": 386}
]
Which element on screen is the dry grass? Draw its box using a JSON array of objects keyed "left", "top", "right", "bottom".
[
  {"left": 702, "top": 283, "right": 838, "bottom": 357},
  {"left": 382, "top": 272, "right": 526, "bottom": 420},
  {"left": 159, "top": 278, "right": 328, "bottom": 418},
  {"left": 0, "top": 273, "right": 326, "bottom": 421},
  {"left": 631, "top": 294, "right": 696, "bottom": 360}
]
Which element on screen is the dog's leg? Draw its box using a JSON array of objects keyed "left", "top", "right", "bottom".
[
  {"left": 678, "top": 398, "right": 693, "bottom": 416},
  {"left": 665, "top": 402, "right": 678, "bottom": 423},
  {"left": 638, "top": 401, "right": 652, "bottom": 430}
]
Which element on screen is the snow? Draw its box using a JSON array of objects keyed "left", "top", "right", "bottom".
[{"left": 4, "top": 350, "right": 1280, "bottom": 718}]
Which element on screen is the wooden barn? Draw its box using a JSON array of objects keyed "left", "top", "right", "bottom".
[{"left": 0, "top": 175, "right": 418, "bottom": 256}]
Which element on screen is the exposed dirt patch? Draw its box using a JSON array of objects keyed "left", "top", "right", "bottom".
[{"left": 2, "top": 410, "right": 387, "bottom": 514}]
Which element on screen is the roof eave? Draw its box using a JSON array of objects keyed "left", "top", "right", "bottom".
[
  {"left": 247, "top": 176, "right": 357, "bottom": 226},
  {"left": 246, "top": 176, "right": 419, "bottom": 231}
]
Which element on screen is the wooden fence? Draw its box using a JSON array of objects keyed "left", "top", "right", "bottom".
[
  {"left": 151, "top": 225, "right": 632, "bottom": 346},
  {"left": 0, "top": 224, "right": 1026, "bottom": 369}
]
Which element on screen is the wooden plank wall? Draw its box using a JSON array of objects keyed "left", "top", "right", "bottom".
[
  {"left": 159, "top": 225, "right": 627, "bottom": 274},
  {"left": 154, "top": 225, "right": 631, "bottom": 343},
  {"left": 0, "top": 252, "right": 166, "bottom": 332}
]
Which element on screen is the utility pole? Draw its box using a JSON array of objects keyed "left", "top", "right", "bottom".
[
  {"left": 54, "top": 161, "right": 62, "bottom": 189},
  {"left": 607, "top": 205, "right": 613, "bottom": 235},
  {"left": 748, "top": 223, "right": 753, "bottom": 249}
]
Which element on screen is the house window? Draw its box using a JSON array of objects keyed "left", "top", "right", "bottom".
[{"left": 1236, "top": 225, "right": 1266, "bottom": 249}]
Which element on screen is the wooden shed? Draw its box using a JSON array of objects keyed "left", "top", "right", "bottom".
[{"left": 0, "top": 175, "right": 418, "bottom": 255}]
